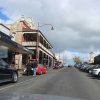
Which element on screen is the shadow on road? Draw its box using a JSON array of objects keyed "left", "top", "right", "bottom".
[
  {"left": 0, "top": 82, "right": 11, "bottom": 86},
  {"left": 87, "top": 74, "right": 100, "bottom": 80}
]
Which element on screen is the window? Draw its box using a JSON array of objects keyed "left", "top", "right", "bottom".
[
  {"left": 24, "top": 33, "right": 37, "bottom": 42},
  {"left": 0, "top": 59, "right": 8, "bottom": 68}
]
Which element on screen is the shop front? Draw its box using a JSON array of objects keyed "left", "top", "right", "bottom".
[{"left": 0, "top": 31, "right": 33, "bottom": 68}]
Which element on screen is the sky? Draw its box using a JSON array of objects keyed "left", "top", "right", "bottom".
[{"left": 0, "top": 0, "right": 100, "bottom": 63}]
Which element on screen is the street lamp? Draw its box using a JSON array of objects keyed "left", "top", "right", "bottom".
[
  {"left": 38, "top": 23, "right": 54, "bottom": 30},
  {"left": 36, "top": 23, "right": 54, "bottom": 64}
]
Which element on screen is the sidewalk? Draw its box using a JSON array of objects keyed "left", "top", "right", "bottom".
[
  {"left": 17, "top": 67, "right": 53, "bottom": 77},
  {"left": 17, "top": 69, "right": 23, "bottom": 77},
  {"left": 47, "top": 67, "right": 53, "bottom": 70}
]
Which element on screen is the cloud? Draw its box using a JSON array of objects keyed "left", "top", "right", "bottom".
[
  {"left": 57, "top": 49, "right": 100, "bottom": 64},
  {"left": 0, "top": 0, "right": 100, "bottom": 61}
]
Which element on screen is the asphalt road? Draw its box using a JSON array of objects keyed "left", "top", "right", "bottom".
[{"left": 1, "top": 67, "right": 100, "bottom": 100}]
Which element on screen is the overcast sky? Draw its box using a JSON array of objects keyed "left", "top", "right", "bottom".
[{"left": 0, "top": 0, "right": 100, "bottom": 63}]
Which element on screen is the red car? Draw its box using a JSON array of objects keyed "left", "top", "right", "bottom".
[
  {"left": 36, "top": 64, "right": 47, "bottom": 74},
  {"left": 23, "top": 64, "right": 47, "bottom": 75}
]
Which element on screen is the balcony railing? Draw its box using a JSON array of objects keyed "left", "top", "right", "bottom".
[
  {"left": 39, "top": 43, "right": 53, "bottom": 56},
  {"left": 22, "top": 42, "right": 36, "bottom": 46},
  {"left": 22, "top": 41, "right": 54, "bottom": 57}
]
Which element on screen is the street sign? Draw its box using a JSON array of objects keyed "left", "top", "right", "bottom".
[{"left": 0, "top": 47, "right": 8, "bottom": 58}]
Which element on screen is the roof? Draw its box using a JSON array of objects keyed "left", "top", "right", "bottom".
[{"left": 20, "top": 20, "right": 31, "bottom": 29}]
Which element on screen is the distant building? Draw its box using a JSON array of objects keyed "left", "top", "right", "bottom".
[
  {"left": 94, "top": 55, "right": 100, "bottom": 64},
  {"left": 89, "top": 51, "right": 94, "bottom": 63},
  {"left": 54, "top": 53, "right": 64, "bottom": 66}
]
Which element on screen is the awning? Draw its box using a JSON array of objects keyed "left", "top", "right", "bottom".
[{"left": 0, "top": 31, "right": 34, "bottom": 54}]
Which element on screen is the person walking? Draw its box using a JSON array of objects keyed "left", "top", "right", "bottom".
[
  {"left": 26, "top": 60, "right": 31, "bottom": 76},
  {"left": 31, "top": 60, "right": 37, "bottom": 77}
]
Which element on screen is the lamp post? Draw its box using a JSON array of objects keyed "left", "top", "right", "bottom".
[
  {"left": 36, "top": 23, "right": 54, "bottom": 64},
  {"left": 38, "top": 23, "right": 54, "bottom": 30}
]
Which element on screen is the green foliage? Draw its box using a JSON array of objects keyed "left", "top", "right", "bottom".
[{"left": 73, "top": 56, "right": 81, "bottom": 64}]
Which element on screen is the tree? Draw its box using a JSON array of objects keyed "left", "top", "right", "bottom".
[{"left": 73, "top": 56, "right": 81, "bottom": 64}]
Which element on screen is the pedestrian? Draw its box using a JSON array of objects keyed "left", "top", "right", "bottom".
[
  {"left": 26, "top": 60, "right": 31, "bottom": 76},
  {"left": 31, "top": 60, "right": 37, "bottom": 77}
]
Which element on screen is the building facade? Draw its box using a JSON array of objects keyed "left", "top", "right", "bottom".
[
  {"left": 89, "top": 51, "right": 94, "bottom": 64},
  {"left": 7, "top": 17, "right": 56, "bottom": 68},
  {"left": 0, "top": 23, "right": 33, "bottom": 69}
]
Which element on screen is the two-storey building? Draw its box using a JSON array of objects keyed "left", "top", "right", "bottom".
[{"left": 7, "top": 17, "right": 55, "bottom": 68}]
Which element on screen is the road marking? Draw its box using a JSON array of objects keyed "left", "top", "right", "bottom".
[{"left": 0, "top": 77, "right": 35, "bottom": 91}]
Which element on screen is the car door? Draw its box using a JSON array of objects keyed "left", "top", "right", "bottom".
[
  {"left": 0, "top": 60, "right": 12, "bottom": 82},
  {"left": 41, "top": 65, "right": 46, "bottom": 73},
  {"left": 0, "top": 63, "right": 8, "bottom": 82}
]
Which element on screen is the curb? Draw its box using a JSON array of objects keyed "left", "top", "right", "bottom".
[{"left": 18, "top": 71, "right": 23, "bottom": 77}]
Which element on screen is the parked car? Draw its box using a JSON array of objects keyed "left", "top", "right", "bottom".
[
  {"left": 91, "top": 67, "right": 100, "bottom": 76},
  {"left": 88, "top": 65, "right": 100, "bottom": 74},
  {"left": 0, "top": 59, "right": 18, "bottom": 83},
  {"left": 68, "top": 65, "right": 72, "bottom": 68},
  {"left": 74, "top": 64, "right": 80, "bottom": 68},
  {"left": 23, "top": 64, "right": 47, "bottom": 75},
  {"left": 78, "top": 63, "right": 92, "bottom": 72},
  {"left": 84, "top": 64, "right": 93, "bottom": 72},
  {"left": 75, "top": 64, "right": 83, "bottom": 69}
]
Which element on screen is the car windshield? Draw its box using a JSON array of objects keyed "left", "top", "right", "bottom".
[{"left": 0, "top": 59, "right": 8, "bottom": 66}]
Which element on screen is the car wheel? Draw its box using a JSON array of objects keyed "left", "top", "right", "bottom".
[{"left": 12, "top": 72, "right": 18, "bottom": 83}]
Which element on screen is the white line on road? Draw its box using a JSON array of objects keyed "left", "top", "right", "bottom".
[{"left": 0, "top": 77, "right": 35, "bottom": 91}]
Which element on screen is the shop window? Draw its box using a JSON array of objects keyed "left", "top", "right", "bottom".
[{"left": 31, "top": 49, "right": 36, "bottom": 59}]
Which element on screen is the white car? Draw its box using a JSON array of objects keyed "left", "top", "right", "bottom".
[{"left": 92, "top": 68, "right": 100, "bottom": 76}]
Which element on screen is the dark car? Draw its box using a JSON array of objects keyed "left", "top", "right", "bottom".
[{"left": 0, "top": 59, "right": 18, "bottom": 83}]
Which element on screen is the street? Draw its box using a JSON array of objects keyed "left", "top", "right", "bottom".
[{"left": 1, "top": 67, "right": 100, "bottom": 100}]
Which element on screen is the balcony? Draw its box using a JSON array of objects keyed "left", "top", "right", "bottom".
[
  {"left": 22, "top": 42, "right": 36, "bottom": 46},
  {"left": 22, "top": 42, "right": 54, "bottom": 57},
  {"left": 39, "top": 43, "right": 54, "bottom": 56}
]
